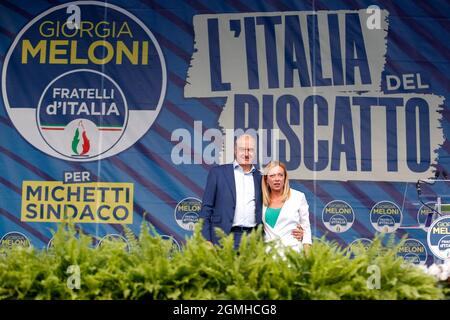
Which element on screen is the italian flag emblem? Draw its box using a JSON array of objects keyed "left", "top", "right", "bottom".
[{"left": 71, "top": 121, "right": 90, "bottom": 156}]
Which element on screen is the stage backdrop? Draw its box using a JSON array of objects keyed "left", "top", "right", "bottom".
[{"left": 0, "top": 0, "right": 448, "bottom": 265}]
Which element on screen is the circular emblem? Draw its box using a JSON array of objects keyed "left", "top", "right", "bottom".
[
  {"left": 161, "top": 235, "right": 181, "bottom": 251},
  {"left": 370, "top": 201, "right": 402, "bottom": 233},
  {"left": 397, "top": 239, "right": 428, "bottom": 265},
  {"left": 348, "top": 238, "right": 373, "bottom": 251},
  {"left": 322, "top": 200, "right": 354, "bottom": 233},
  {"left": 427, "top": 215, "right": 450, "bottom": 260},
  {"left": 2, "top": 1, "right": 166, "bottom": 161},
  {"left": 37, "top": 69, "right": 128, "bottom": 159},
  {"left": 47, "top": 236, "right": 55, "bottom": 251},
  {"left": 161, "top": 234, "right": 181, "bottom": 258},
  {"left": 97, "top": 233, "right": 130, "bottom": 251},
  {"left": 174, "top": 197, "right": 201, "bottom": 231},
  {"left": 0, "top": 232, "right": 31, "bottom": 250}
]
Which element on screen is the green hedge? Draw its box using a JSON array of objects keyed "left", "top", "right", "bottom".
[{"left": 0, "top": 222, "right": 445, "bottom": 300}]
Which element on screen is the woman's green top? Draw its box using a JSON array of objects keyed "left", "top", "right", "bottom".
[{"left": 265, "top": 207, "right": 282, "bottom": 228}]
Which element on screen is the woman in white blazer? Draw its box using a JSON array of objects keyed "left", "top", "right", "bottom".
[{"left": 262, "top": 161, "right": 312, "bottom": 253}]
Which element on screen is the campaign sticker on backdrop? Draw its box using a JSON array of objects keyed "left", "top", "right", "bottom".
[
  {"left": 0, "top": 232, "right": 31, "bottom": 250},
  {"left": 370, "top": 201, "right": 402, "bottom": 233},
  {"left": 417, "top": 202, "right": 436, "bottom": 231},
  {"left": 46, "top": 230, "right": 84, "bottom": 251},
  {"left": 2, "top": 1, "right": 166, "bottom": 161},
  {"left": 174, "top": 197, "right": 201, "bottom": 231},
  {"left": 348, "top": 238, "right": 373, "bottom": 258},
  {"left": 161, "top": 235, "right": 181, "bottom": 251},
  {"left": 427, "top": 216, "right": 450, "bottom": 260},
  {"left": 397, "top": 239, "right": 428, "bottom": 265},
  {"left": 97, "top": 234, "right": 130, "bottom": 251},
  {"left": 161, "top": 235, "right": 181, "bottom": 259},
  {"left": 348, "top": 238, "right": 373, "bottom": 251},
  {"left": 46, "top": 237, "right": 54, "bottom": 251},
  {"left": 322, "top": 200, "right": 354, "bottom": 233}
]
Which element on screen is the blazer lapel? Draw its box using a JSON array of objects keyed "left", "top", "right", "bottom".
[
  {"left": 225, "top": 164, "right": 236, "bottom": 203},
  {"left": 265, "top": 195, "right": 290, "bottom": 230},
  {"left": 253, "top": 170, "right": 262, "bottom": 224},
  {"left": 277, "top": 193, "right": 297, "bottom": 229},
  {"left": 263, "top": 205, "right": 272, "bottom": 229}
]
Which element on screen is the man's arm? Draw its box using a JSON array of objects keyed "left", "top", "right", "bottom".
[
  {"left": 199, "top": 168, "right": 217, "bottom": 242},
  {"left": 299, "top": 193, "right": 312, "bottom": 245}
]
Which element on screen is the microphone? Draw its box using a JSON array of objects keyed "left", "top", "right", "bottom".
[
  {"left": 425, "top": 210, "right": 434, "bottom": 228},
  {"left": 422, "top": 169, "right": 441, "bottom": 186},
  {"left": 434, "top": 169, "right": 441, "bottom": 179},
  {"left": 417, "top": 169, "right": 444, "bottom": 226},
  {"left": 416, "top": 180, "right": 421, "bottom": 196}
]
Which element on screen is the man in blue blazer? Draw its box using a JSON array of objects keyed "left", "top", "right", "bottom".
[{"left": 200, "top": 134, "right": 262, "bottom": 249}]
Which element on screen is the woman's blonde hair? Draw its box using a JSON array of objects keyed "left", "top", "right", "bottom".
[{"left": 262, "top": 161, "right": 290, "bottom": 207}]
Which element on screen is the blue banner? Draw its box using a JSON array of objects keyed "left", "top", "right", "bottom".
[{"left": 0, "top": 0, "right": 448, "bottom": 265}]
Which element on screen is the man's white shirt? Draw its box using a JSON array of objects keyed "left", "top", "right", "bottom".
[{"left": 232, "top": 160, "right": 257, "bottom": 228}]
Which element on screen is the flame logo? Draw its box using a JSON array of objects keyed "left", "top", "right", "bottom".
[{"left": 71, "top": 121, "right": 90, "bottom": 156}]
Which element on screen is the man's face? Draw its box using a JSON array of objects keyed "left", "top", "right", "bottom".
[{"left": 234, "top": 135, "right": 256, "bottom": 166}]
